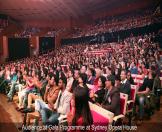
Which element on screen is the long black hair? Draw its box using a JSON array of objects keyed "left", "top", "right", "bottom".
[
  {"left": 99, "top": 76, "right": 106, "bottom": 88},
  {"left": 72, "top": 86, "right": 93, "bottom": 126}
]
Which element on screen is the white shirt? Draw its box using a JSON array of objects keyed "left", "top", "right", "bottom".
[
  {"left": 66, "top": 77, "right": 74, "bottom": 91},
  {"left": 121, "top": 79, "right": 127, "bottom": 84}
]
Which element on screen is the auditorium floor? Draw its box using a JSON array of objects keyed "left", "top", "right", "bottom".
[{"left": 0, "top": 93, "right": 162, "bottom": 132}]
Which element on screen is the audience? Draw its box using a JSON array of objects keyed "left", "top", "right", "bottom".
[
  {"left": 101, "top": 75, "right": 120, "bottom": 116},
  {"left": 68, "top": 86, "right": 93, "bottom": 127},
  {"left": 136, "top": 66, "right": 155, "bottom": 121},
  {"left": 93, "top": 76, "right": 106, "bottom": 104},
  {"left": 120, "top": 70, "right": 131, "bottom": 99},
  {"left": 0, "top": 30, "right": 161, "bottom": 130},
  {"left": 127, "top": 70, "right": 135, "bottom": 85},
  {"left": 70, "top": 9, "right": 154, "bottom": 38}
]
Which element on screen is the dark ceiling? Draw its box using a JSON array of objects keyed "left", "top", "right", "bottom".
[{"left": 0, "top": 0, "right": 155, "bottom": 21}]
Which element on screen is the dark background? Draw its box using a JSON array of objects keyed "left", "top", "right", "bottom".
[
  {"left": 8, "top": 38, "right": 30, "bottom": 61},
  {"left": 39, "top": 37, "right": 55, "bottom": 54}
]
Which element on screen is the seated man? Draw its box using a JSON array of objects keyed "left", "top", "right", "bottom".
[
  {"left": 136, "top": 68, "right": 155, "bottom": 121},
  {"left": 120, "top": 70, "right": 131, "bottom": 99},
  {"left": 40, "top": 77, "right": 72, "bottom": 125},
  {"left": 100, "top": 75, "right": 120, "bottom": 116},
  {"left": 7, "top": 71, "right": 24, "bottom": 102},
  {"left": 33, "top": 74, "right": 60, "bottom": 113}
]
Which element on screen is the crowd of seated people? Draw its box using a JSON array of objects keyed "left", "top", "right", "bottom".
[
  {"left": 14, "top": 26, "right": 41, "bottom": 38},
  {"left": 45, "top": 28, "right": 66, "bottom": 37},
  {"left": 0, "top": 33, "right": 161, "bottom": 130},
  {"left": 14, "top": 27, "right": 67, "bottom": 38},
  {"left": 0, "top": 18, "right": 9, "bottom": 33},
  {"left": 71, "top": 9, "right": 155, "bottom": 38}
]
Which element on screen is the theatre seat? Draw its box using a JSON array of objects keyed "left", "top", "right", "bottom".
[
  {"left": 132, "top": 74, "right": 144, "bottom": 86},
  {"left": 127, "top": 85, "right": 138, "bottom": 112},
  {"left": 58, "top": 101, "right": 114, "bottom": 127},
  {"left": 89, "top": 102, "right": 114, "bottom": 125},
  {"left": 126, "top": 85, "right": 138, "bottom": 125},
  {"left": 113, "top": 93, "right": 128, "bottom": 123}
]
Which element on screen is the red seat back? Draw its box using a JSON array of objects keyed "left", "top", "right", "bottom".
[
  {"left": 130, "top": 85, "right": 138, "bottom": 102},
  {"left": 120, "top": 93, "right": 128, "bottom": 115}
]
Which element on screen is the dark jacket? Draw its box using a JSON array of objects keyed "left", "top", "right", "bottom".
[
  {"left": 128, "top": 77, "right": 134, "bottom": 85},
  {"left": 101, "top": 87, "right": 120, "bottom": 116},
  {"left": 71, "top": 79, "right": 79, "bottom": 92},
  {"left": 120, "top": 80, "right": 131, "bottom": 100},
  {"left": 95, "top": 88, "right": 105, "bottom": 104}
]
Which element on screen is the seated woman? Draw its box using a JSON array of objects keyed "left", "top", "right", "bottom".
[
  {"left": 127, "top": 70, "right": 134, "bottom": 85},
  {"left": 17, "top": 72, "right": 35, "bottom": 111},
  {"left": 90, "top": 76, "right": 106, "bottom": 105},
  {"left": 68, "top": 86, "right": 93, "bottom": 128},
  {"left": 17, "top": 70, "right": 40, "bottom": 111},
  {"left": 78, "top": 73, "right": 89, "bottom": 90},
  {"left": 22, "top": 73, "right": 43, "bottom": 113}
]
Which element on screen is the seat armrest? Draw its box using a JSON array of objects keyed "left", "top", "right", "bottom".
[
  {"left": 127, "top": 100, "right": 134, "bottom": 104},
  {"left": 58, "top": 115, "right": 67, "bottom": 121},
  {"left": 113, "top": 114, "right": 124, "bottom": 122},
  {"left": 94, "top": 94, "right": 98, "bottom": 98}
]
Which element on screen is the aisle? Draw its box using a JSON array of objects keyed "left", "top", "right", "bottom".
[
  {"left": 0, "top": 94, "right": 22, "bottom": 132},
  {"left": 137, "top": 99, "right": 162, "bottom": 132}
]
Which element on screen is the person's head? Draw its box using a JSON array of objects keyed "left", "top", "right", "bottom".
[
  {"left": 17, "top": 71, "right": 22, "bottom": 78},
  {"left": 106, "top": 67, "right": 112, "bottom": 76},
  {"left": 74, "top": 70, "right": 80, "bottom": 80},
  {"left": 80, "top": 65, "right": 87, "bottom": 74},
  {"left": 49, "top": 74, "right": 57, "bottom": 86},
  {"left": 78, "top": 73, "right": 87, "bottom": 85},
  {"left": 31, "top": 70, "right": 36, "bottom": 77},
  {"left": 141, "top": 62, "right": 145, "bottom": 68},
  {"left": 68, "top": 69, "right": 74, "bottom": 78},
  {"left": 87, "top": 68, "right": 95, "bottom": 77},
  {"left": 115, "top": 75, "right": 121, "bottom": 87},
  {"left": 120, "top": 70, "right": 127, "bottom": 81},
  {"left": 57, "top": 65, "right": 61, "bottom": 71},
  {"left": 131, "top": 62, "right": 135, "bottom": 67},
  {"left": 98, "top": 76, "right": 106, "bottom": 88},
  {"left": 95, "top": 68, "right": 101, "bottom": 78},
  {"left": 127, "top": 70, "right": 131, "bottom": 80},
  {"left": 58, "top": 77, "right": 67, "bottom": 90},
  {"left": 149, "top": 65, "right": 156, "bottom": 78},
  {"left": 24, "top": 70, "right": 28, "bottom": 75},
  {"left": 105, "top": 75, "right": 115, "bottom": 89},
  {"left": 72, "top": 87, "right": 93, "bottom": 126}
]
